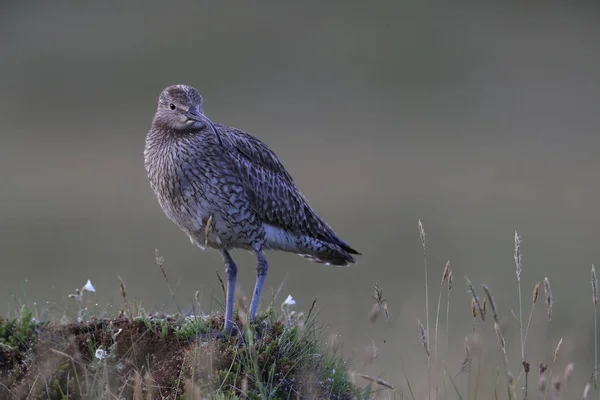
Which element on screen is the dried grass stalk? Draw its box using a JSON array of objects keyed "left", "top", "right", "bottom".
[{"left": 357, "top": 374, "right": 396, "bottom": 390}]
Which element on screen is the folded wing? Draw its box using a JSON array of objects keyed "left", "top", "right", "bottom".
[{"left": 218, "top": 125, "right": 359, "bottom": 257}]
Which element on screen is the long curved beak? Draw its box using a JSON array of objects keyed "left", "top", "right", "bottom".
[{"left": 186, "top": 109, "right": 224, "bottom": 146}]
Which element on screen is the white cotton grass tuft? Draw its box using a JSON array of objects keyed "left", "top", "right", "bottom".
[
  {"left": 95, "top": 348, "right": 106, "bottom": 360},
  {"left": 68, "top": 279, "right": 97, "bottom": 304},
  {"left": 83, "top": 279, "right": 96, "bottom": 293},
  {"left": 283, "top": 295, "right": 296, "bottom": 306}
]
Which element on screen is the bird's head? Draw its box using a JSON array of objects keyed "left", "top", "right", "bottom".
[{"left": 153, "top": 84, "right": 222, "bottom": 144}]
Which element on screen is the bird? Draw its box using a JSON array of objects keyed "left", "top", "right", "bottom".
[{"left": 144, "top": 84, "right": 360, "bottom": 333}]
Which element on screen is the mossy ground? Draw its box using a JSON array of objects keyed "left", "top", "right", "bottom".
[{"left": 0, "top": 306, "right": 370, "bottom": 399}]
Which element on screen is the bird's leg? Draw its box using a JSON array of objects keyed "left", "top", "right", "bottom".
[
  {"left": 222, "top": 249, "right": 237, "bottom": 334},
  {"left": 249, "top": 249, "right": 268, "bottom": 321}
]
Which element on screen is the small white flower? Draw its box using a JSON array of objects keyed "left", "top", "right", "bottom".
[
  {"left": 95, "top": 348, "right": 106, "bottom": 360},
  {"left": 83, "top": 280, "right": 96, "bottom": 292},
  {"left": 283, "top": 295, "right": 296, "bottom": 306}
]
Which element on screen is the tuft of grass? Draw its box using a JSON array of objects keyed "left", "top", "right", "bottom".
[{"left": 0, "top": 305, "right": 45, "bottom": 389}]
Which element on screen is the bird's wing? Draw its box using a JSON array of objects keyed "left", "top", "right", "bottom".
[{"left": 218, "top": 125, "right": 342, "bottom": 245}]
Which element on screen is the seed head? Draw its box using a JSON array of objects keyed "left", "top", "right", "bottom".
[
  {"left": 523, "top": 361, "right": 530, "bottom": 374},
  {"left": 118, "top": 275, "right": 127, "bottom": 303},
  {"left": 482, "top": 284, "right": 499, "bottom": 323},
  {"left": 417, "top": 319, "right": 429, "bottom": 357},
  {"left": 514, "top": 230, "right": 522, "bottom": 281},
  {"left": 543, "top": 277, "right": 553, "bottom": 321},
  {"left": 418, "top": 219, "right": 426, "bottom": 253},
  {"left": 466, "top": 276, "right": 485, "bottom": 321},
  {"left": 592, "top": 265, "right": 598, "bottom": 305},
  {"left": 442, "top": 261, "right": 450, "bottom": 282}
]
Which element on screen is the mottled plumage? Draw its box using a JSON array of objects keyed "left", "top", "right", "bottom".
[{"left": 144, "top": 84, "right": 360, "bottom": 332}]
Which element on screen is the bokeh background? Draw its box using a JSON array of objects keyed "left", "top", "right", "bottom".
[{"left": 2, "top": 1, "right": 600, "bottom": 396}]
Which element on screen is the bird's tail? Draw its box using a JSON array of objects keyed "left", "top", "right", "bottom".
[{"left": 300, "top": 241, "right": 361, "bottom": 267}]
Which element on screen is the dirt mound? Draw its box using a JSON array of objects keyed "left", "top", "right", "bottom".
[{"left": 0, "top": 312, "right": 358, "bottom": 399}]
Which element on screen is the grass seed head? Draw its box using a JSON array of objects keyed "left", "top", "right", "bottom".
[
  {"left": 118, "top": 275, "right": 127, "bottom": 303},
  {"left": 544, "top": 277, "right": 553, "bottom": 321},
  {"left": 417, "top": 319, "right": 429, "bottom": 357},
  {"left": 533, "top": 282, "right": 539, "bottom": 304},
  {"left": 592, "top": 265, "right": 598, "bottom": 305},
  {"left": 442, "top": 261, "right": 450, "bottom": 282},
  {"left": 482, "top": 296, "right": 487, "bottom": 316},
  {"left": 482, "top": 284, "right": 499, "bottom": 323},
  {"left": 466, "top": 276, "right": 485, "bottom": 321},
  {"left": 514, "top": 230, "right": 523, "bottom": 281},
  {"left": 418, "top": 218, "right": 426, "bottom": 252}
]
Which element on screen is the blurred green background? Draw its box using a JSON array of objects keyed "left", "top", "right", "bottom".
[{"left": 1, "top": 1, "right": 599, "bottom": 395}]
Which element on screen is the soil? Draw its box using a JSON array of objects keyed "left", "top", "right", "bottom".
[{"left": 0, "top": 316, "right": 225, "bottom": 400}]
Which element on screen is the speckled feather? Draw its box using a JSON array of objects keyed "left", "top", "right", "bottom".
[{"left": 144, "top": 85, "right": 360, "bottom": 266}]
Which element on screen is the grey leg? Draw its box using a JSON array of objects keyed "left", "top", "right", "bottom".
[
  {"left": 249, "top": 249, "right": 268, "bottom": 320},
  {"left": 222, "top": 249, "right": 237, "bottom": 334}
]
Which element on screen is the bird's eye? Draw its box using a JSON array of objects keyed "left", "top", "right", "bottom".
[{"left": 169, "top": 103, "right": 176, "bottom": 110}]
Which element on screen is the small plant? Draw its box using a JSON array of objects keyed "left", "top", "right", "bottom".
[
  {"left": 176, "top": 315, "right": 210, "bottom": 339},
  {"left": 0, "top": 305, "right": 40, "bottom": 352}
]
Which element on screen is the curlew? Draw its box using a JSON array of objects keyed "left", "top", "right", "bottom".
[{"left": 144, "top": 84, "right": 360, "bottom": 333}]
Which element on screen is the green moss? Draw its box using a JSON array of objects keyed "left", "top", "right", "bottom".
[{"left": 175, "top": 316, "right": 210, "bottom": 339}]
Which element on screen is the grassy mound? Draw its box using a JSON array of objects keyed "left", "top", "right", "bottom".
[{"left": 0, "top": 306, "right": 365, "bottom": 399}]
